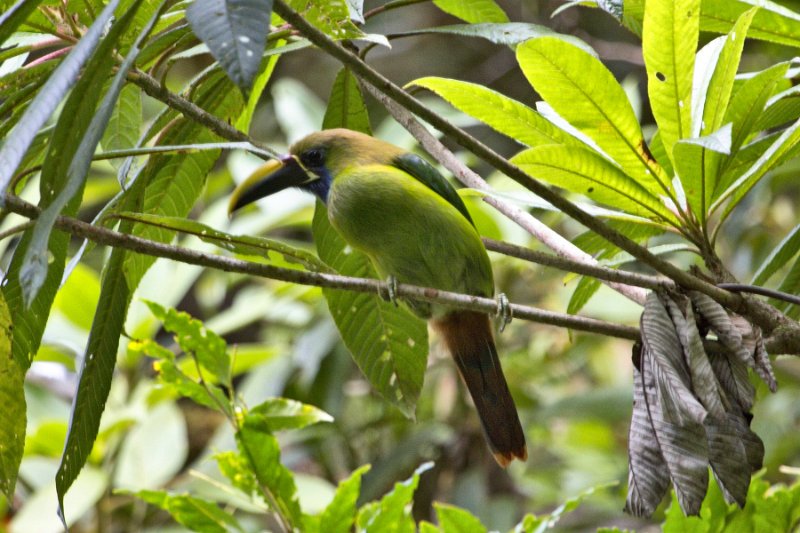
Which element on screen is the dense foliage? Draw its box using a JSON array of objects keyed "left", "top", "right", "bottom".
[{"left": 2, "top": 0, "right": 800, "bottom": 531}]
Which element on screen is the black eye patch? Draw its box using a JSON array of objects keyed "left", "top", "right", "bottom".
[{"left": 301, "top": 148, "right": 325, "bottom": 169}]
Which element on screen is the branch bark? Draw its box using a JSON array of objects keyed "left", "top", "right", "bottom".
[{"left": 2, "top": 193, "right": 640, "bottom": 341}]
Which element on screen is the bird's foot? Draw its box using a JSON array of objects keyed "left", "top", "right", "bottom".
[
  {"left": 496, "top": 293, "right": 512, "bottom": 332},
  {"left": 380, "top": 276, "right": 399, "bottom": 306}
]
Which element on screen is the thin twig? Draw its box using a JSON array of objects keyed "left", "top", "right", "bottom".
[
  {"left": 483, "top": 238, "right": 668, "bottom": 291},
  {"left": 717, "top": 283, "right": 800, "bottom": 307},
  {"left": 25, "top": 46, "right": 71, "bottom": 68},
  {"left": 0, "top": 220, "right": 36, "bottom": 242},
  {"left": 126, "top": 68, "right": 276, "bottom": 156},
  {"left": 3, "top": 193, "right": 640, "bottom": 341},
  {"left": 363, "top": 0, "right": 429, "bottom": 20}
]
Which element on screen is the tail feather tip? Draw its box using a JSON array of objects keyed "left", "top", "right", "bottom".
[{"left": 493, "top": 446, "right": 528, "bottom": 468}]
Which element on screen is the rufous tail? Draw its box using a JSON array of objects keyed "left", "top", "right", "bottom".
[{"left": 433, "top": 311, "right": 527, "bottom": 467}]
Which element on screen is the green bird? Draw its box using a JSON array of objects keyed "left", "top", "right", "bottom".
[{"left": 229, "top": 129, "right": 527, "bottom": 466}]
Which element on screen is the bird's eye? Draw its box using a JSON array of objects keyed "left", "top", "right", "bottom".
[{"left": 302, "top": 148, "right": 325, "bottom": 169}]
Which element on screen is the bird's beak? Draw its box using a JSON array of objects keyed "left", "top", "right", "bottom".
[{"left": 228, "top": 155, "right": 310, "bottom": 215}]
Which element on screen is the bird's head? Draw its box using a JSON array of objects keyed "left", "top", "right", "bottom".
[{"left": 228, "top": 128, "right": 402, "bottom": 215}]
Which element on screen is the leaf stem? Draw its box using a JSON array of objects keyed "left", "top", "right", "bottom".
[
  {"left": 717, "top": 283, "right": 800, "bottom": 307},
  {"left": 0, "top": 220, "right": 35, "bottom": 241}
]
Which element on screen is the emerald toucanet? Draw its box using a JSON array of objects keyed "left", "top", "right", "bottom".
[{"left": 229, "top": 129, "right": 527, "bottom": 466}]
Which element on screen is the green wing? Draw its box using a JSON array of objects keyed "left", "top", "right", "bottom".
[{"left": 391, "top": 153, "right": 475, "bottom": 227}]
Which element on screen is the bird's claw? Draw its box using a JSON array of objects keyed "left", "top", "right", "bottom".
[
  {"left": 496, "top": 293, "right": 512, "bottom": 332},
  {"left": 380, "top": 276, "right": 399, "bottom": 306}
]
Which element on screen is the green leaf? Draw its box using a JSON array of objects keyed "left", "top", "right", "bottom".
[
  {"left": 0, "top": 0, "right": 121, "bottom": 197},
  {"left": 0, "top": 292, "right": 25, "bottom": 499},
  {"left": 434, "top": 503, "right": 487, "bottom": 533},
  {"left": 56, "top": 235, "right": 134, "bottom": 518},
  {"left": 0, "top": 0, "right": 44, "bottom": 46},
  {"left": 145, "top": 301, "right": 231, "bottom": 384},
  {"left": 284, "top": 0, "right": 364, "bottom": 40},
  {"left": 721, "top": 62, "right": 789, "bottom": 170},
  {"left": 237, "top": 417, "right": 303, "bottom": 527},
  {"left": 138, "top": 23, "right": 193, "bottom": 69},
  {"left": 713, "top": 116, "right": 800, "bottom": 220},
  {"left": 567, "top": 276, "right": 601, "bottom": 316},
  {"left": 642, "top": 0, "right": 699, "bottom": 162},
  {"left": 432, "top": 0, "right": 508, "bottom": 23},
  {"left": 307, "top": 465, "right": 370, "bottom": 533},
  {"left": 606, "top": 0, "right": 800, "bottom": 48},
  {"left": 511, "top": 145, "right": 678, "bottom": 223},
  {"left": 312, "top": 203, "right": 428, "bottom": 418},
  {"left": 700, "top": 0, "right": 800, "bottom": 48},
  {"left": 215, "top": 450, "right": 259, "bottom": 496},
  {"left": 687, "top": 9, "right": 756, "bottom": 218},
  {"left": 114, "top": 211, "right": 329, "bottom": 271},
  {"left": 544, "top": 482, "right": 619, "bottom": 528},
  {"left": 102, "top": 84, "right": 141, "bottom": 169},
  {"left": 130, "top": 490, "right": 245, "bottom": 533},
  {"left": 236, "top": 38, "right": 286, "bottom": 131},
  {"left": 517, "top": 37, "right": 669, "bottom": 196},
  {"left": 316, "top": 60, "right": 428, "bottom": 418},
  {"left": 186, "top": 0, "right": 272, "bottom": 94},
  {"left": 247, "top": 398, "right": 333, "bottom": 432},
  {"left": 0, "top": 64, "right": 53, "bottom": 138},
  {"left": 715, "top": 131, "right": 778, "bottom": 196},
  {"left": 398, "top": 23, "right": 593, "bottom": 51},
  {"left": 323, "top": 68, "right": 371, "bottom": 133},
  {"left": 753, "top": 90, "right": 800, "bottom": 132},
  {"left": 409, "top": 76, "right": 578, "bottom": 147},
  {"left": 133, "top": 339, "right": 232, "bottom": 415},
  {"left": 478, "top": 189, "right": 668, "bottom": 229},
  {"left": 673, "top": 124, "right": 732, "bottom": 220},
  {"left": 700, "top": 9, "right": 756, "bottom": 137},
  {"left": 356, "top": 462, "right": 432, "bottom": 532},
  {"left": 752, "top": 222, "right": 800, "bottom": 285},
  {"left": 19, "top": 0, "right": 152, "bottom": 305}
]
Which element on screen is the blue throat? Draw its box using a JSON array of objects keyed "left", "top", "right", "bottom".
[{"left": 300, "top": 168, "right": 333, "bottom": 204}]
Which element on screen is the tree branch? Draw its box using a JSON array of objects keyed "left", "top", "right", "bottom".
[
  {"left": 482, "top": 238, "right": 667, "bottom": 291},
  {"left": 126, "top": 68, "right": 280, "bottom": 159},
  {"left": 2, "top": 193, "right": 640, "bottom": 341},
  {"left": 272, "top": 0, "right": 797, "bottom": 335}
]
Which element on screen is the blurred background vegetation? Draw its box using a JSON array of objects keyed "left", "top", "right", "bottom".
[{"left": 3, "top": 0, "right": 800, "bottom": 531}]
